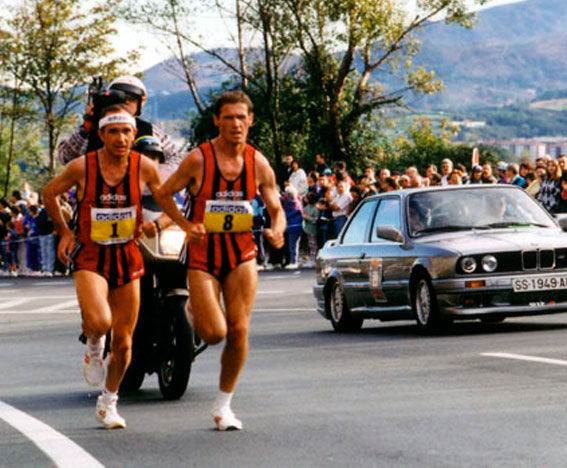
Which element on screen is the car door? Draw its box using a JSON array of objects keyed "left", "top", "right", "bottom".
[
  {"left": 358, "top": 197, "right": 405, "bottom": 306},
  {"left": 334, "top": 199, "right": 379, "bottom": 308}
]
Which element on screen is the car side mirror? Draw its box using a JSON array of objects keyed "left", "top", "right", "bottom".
[{"left": 376, "top": 225, "right": 404, "bottom": 243}]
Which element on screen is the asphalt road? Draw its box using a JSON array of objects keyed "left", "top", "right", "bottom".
[{"left": 3, "top": 270, "right": 567, "bottom": 468}]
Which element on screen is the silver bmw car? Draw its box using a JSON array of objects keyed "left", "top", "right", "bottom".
[{"left": 313, "top": 185, "right": 567, "bottom": 331}]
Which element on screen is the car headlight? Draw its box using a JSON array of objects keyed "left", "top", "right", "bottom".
[
  {"left": 461, "top": 256, "right": 477, "bottom": 274},
  {"left": 481, "top": 255, "right": 498, "bottom": 273}
]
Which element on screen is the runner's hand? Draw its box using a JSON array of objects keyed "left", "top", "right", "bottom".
[
  {"left": 264, "top": 228, "right": 284, "bottom": 249},
  {"left": 58, "top": 229, "right": 75, "bottom": 264},
  {"left": 141, "top": 220, "right": 158, "bottom": 238},
  {"left": 186, "top": 222, "right": 206, "bottom": 244}
]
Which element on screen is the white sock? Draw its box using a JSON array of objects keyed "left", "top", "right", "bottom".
[
  {"left": 102, "top": 389, "right": 118, "bottom": 402},
  {"left": 86, "top": 336, "right": 104, "bottom": 355},
  {"left": 213, "top": 390, "right": 233, "bottom": 410}
]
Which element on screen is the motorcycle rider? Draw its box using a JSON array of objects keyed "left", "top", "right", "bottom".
[{"left": 57, "top": 76, "right": 182, "bottom": 168}]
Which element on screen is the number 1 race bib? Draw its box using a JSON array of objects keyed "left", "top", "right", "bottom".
[
  {"left": 90, "top": 206, "right": 137, "bottom": 245},
  {"left": 203, "top": 200, "right": 253, "bottom": 233}
]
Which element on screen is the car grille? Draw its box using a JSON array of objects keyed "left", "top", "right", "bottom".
[{"left": 522, "top": 249, "right": 555, "bottom": 270}]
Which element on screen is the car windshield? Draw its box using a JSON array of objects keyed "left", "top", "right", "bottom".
[{"left": 407, "top": 188, "right": 556, "bottom": 237}]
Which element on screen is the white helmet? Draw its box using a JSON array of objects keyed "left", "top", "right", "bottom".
[{"left": 109, "top": 76, "right": 147, "bottom": 115}]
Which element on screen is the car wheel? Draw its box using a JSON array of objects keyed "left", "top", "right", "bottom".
[
  {"left": 328, "top": 281, "right": 363, "bottom": 332},
  {"left": 412, "top": 275, "right": 440, "bottom": 330}
]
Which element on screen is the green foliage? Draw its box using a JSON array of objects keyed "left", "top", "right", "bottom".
[
  {"left": 0, "top": 0, "right": 139, "bottom": 174},
  {"left": 393, "top": 117, "right": 502, "bottom": 173}
]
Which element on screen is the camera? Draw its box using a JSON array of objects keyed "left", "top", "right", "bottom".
[{"left": 87, "top": 76, "right": 128, "bottom": 124}]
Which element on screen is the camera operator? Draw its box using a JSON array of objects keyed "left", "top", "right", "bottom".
[{"left": 57, "top": 76, "right": 182, "bottom": 167}]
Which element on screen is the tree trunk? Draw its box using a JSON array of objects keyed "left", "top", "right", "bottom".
[
  {"left": 236, "top": 0, "right": 248, "bottom": 90},
  {"left": 4, "top": 84, "right": 19, "bottom": 197}
]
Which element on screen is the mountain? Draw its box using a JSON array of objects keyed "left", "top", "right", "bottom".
[{"left": 142, "top": 0, "right": 567, "bottom": 119}]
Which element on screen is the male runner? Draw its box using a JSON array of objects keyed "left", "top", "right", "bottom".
[
  {"left": 155, "top": 90, "right": 286, "bottom": 431},
  {"left": 42, "top": 104, "right": 162, "bottom": 429}
]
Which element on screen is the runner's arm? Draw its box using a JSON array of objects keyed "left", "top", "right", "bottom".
[
  {"left": 42, "top": 158, "right": 84, "bottom": 262},
  {"left": 154, "top": 150, "right": 203, "bottom": 237},
  {"left": 256, "top": 152, "right": 286, "bottom": 248}
]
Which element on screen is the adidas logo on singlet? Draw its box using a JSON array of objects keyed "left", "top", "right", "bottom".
[
  {"left": 99, "top": 193, "right": 127, "bottom": 203},
  {"left": 216, "top": 190, "right": 244, "bottom": 199}
]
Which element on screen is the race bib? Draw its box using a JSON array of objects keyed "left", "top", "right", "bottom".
[
  {"left": 90, "top": 206, "right": 137, "bottom": 245},
  {"left": 203, "top": 200, "right": 253, "bottom": 233}
]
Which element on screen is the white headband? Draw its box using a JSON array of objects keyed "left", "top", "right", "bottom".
[{"left": 99, "top": 113, "right": 137, "bottom": 129}]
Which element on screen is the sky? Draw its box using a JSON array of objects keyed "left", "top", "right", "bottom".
[{"left": 122, "top": 0, "right": 528, "bottom": 71}]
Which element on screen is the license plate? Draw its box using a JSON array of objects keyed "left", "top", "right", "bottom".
[{"left": 512, "top": 275, "right": 567, "bottom": 292}]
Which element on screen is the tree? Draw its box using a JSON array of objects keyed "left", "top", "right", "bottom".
[
  {"left": 0, "top": 0, "right": 138, "bottom": 175},
  {"left": 280, "top": 0, "right": 489, "bottom": 161}
]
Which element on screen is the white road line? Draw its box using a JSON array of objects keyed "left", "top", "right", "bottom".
[
  {"left": 482, "top": 352, "right": 567, "bottom": 367},
  {"left": 0, "top": 298, "right": 29, "bottom": 310},
  {"left": 255, "top": 308, "right": 314, "bottom": 312},
  {"left": 257, "top": 291, "right": 285, "bottom": 294},
  {"left": 0, "top": 282, "right": 15, "bottom": 287},
  {"left": 0, "top": 400, "right": 105, "bottom": 468},
  {"left": 32, "top": 281, "right": 71, "bottom": 286},
  {"left": 25, "top": 299, "right": 79, "bottom": 313}
]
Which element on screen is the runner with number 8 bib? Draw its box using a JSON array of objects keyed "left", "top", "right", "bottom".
[{"left": 155, "top": 90, "right": 286, "bottom": 431}]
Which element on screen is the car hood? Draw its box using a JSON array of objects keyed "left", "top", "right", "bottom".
[{"left": 416, "top": 228, "right": 566, "bottom": 256}]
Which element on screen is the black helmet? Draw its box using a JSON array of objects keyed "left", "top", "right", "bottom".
[{"left": 132, "top": 136, "right": 164, "bottom": 163}]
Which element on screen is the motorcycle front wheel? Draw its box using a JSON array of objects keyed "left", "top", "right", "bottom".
[{"left": 158, "top": 295, "right": 194, "bottom": 400}]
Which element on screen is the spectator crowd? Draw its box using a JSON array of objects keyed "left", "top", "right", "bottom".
[
  {"left": 3, "top": 153, "right": 567, "bottom": 275},
  {"left": 0, "top": 182, "right": 74, "bottom": 277},
  {"left": 251, "top": 152, "right": 567, "bottom": 270}
]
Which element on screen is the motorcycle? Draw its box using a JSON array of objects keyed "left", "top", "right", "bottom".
[{"left": 118, "top": 211, "right": 207, "bottom": 400}]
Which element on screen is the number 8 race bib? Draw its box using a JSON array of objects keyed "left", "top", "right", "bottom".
[
  {"left": 90, "top": 206, "right": 137, "bottom": 245},
  {"left": 203, "top": 200, "right": 253, "bottom": 233}
]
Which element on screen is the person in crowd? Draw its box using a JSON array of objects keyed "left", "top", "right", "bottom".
[
  {"left": 399, "top": 175, "right": 411, "bottom": 189},
  {"left": 289, "top": 159, "right": 308, "bottom": 197},
  {"left": 10, "top": 205, "right": 27, "bottom": 275},
  {"left": 468, "top": 165, "right": 484, "bottom": 184},
  {"left": 36, "top": 202, "right": 56, "bottom": 276},
  {"left": 506, "top": 163, "right": 527, "bottom": 188},
  {"left": 349, "top": 186, "right": 362, "bottom": 214},
  {"left": 556, "top": 174, "right": 567, "bottom": 213},
  {"left": 406, "top": 166, "right": 423, "bottom": 188},
  {"left": 557, "top": 155, "right": 567, "bottom": 173},
  {"left": 535, "top": 156, "right": 546, "bottom": 169},
  {"left": 482, "top": 163, "right": 497, "bottom": 184},
  {"left": 279, "top": 154, "right": 294, "bottom": 186},
  {"left": 302, "top": 192, "right": 319, "bottom": 268},
  {"left": 363, "top": 166, "right": 376, "bottom": 184},
  {"left": 251, "top": 192, "right": 266, "bottom": 270},
  {"left": 0, "top": 199, "right": 11, "bottom": 275},
  {"left": 11, "top": 190, "right": 28, "bottom": 216},
  {"left": 377, "top": 168, "right": 391, "bottom": 186},
  {"left": 448, "top": 170, "right": 462, "bottom": 185},
  {"left": 519, "top": 162, "right": 534, "bottom": 181},
  {"left": 5, "top": 220, "right": 20, "bottom": 276},
  {"left": 455, "top": 163, "right": 470, "bottom": 184},
  {"left": 333, "top": 161, "right": 354, "bottom": 186},
  {"left": 424, "top": 164, "right": 438, "bottom": 184},
  {"left": 329, "top": 180, "right": 352, "bottom": 238},
  {"left": 283, "top": 185, "right": 303, "bottom": 269},
  {"left": 527, "top": 166, "right": 546, "bottom": 197},
  {"left": 496, "top": 162, "right": 508, "bottom": 183},
  {"left": 305, "top": 171, "right": 322, "bottom": 199},
  {"left": 382, "top": 177, "right": 400, "bottom": 191},
  {"left": 536, "top": 158, "right": 562, "bottom": 213},
  {"left": 440, "top": 158, "right": 453, "bottom": 185},
  {"left": 316, "top": 190, "right": 333, "bottom": 249},
  {"left": 24, "top": 204, "right": 42, "bottom": 276},
  {"left": 429, "top": 173, "right": 443, "bottom": 187},
  {"left": 314, "top": 153, "right": 329, "bottom": 175}
]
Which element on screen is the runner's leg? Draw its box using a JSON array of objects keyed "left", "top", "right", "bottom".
[
  {"left": 74, "top": 270, "right": 111, "bottom": 340},
  {"left": 219, "top": 259, "right": 258, "bottom": 393},
  {"left": 106, "top": 279, "right": 140, "bottom": 393},
  {"left": 187, "top": 269, "right": 225, "bottom": 344}
]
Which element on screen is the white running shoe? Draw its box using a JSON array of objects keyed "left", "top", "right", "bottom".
[
  {"left": 212, "top": 406, "right": 243, "bottom": 431},
  {"left": 96, "top": 394, "right": 126, "bottom": 429},
  {"left": 83, "top": 337, "right": 106, "bottom": 387}
]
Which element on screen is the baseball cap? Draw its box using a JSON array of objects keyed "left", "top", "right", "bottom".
[
  {"left": 497, "top": 161, "right": 507, "bottom": 171},
  {"left": 322, "top": 168, "right": 333, "bottom": 175},
  {"left": 472, "top": 164, "right": 483, "bottom": 173}
]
